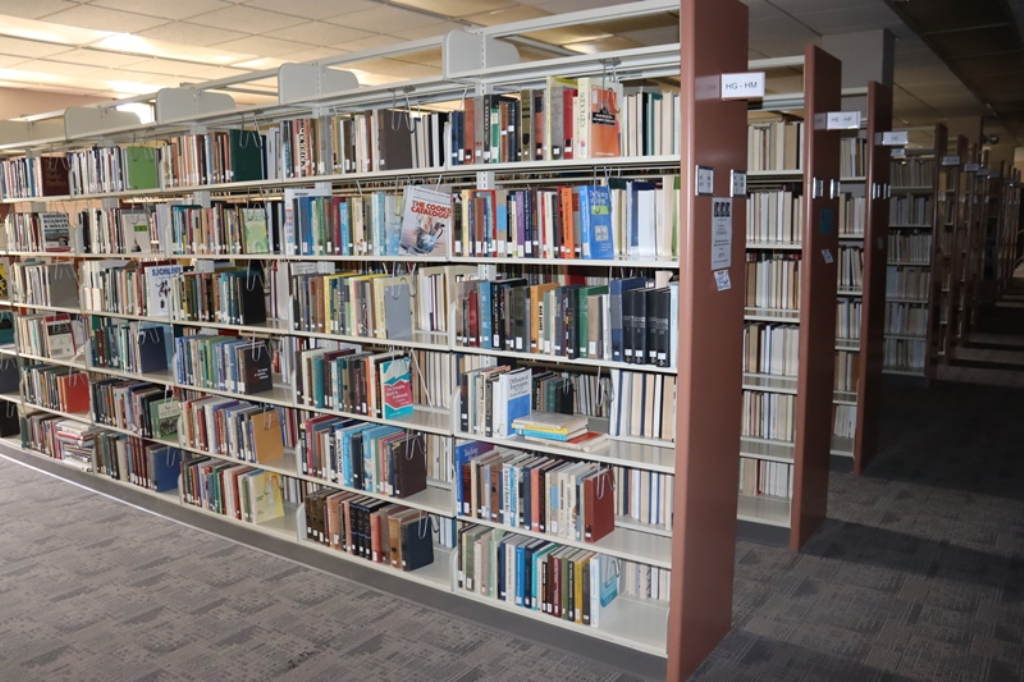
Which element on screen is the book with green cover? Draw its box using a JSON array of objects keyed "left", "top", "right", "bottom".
[
  {"left": 229, "top": 129, "right": 264, "bottom": 183},
  {"left": 242, "top": 208, "right": 270, "bottom": 254},
  {"left": 148, "top": 397, "right": 180, "bottom": 439},
  {"left": 123, "top": 146, "right": 159, "bottom": 190}
]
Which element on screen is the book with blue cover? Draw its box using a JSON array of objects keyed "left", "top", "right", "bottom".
[
  {"left": 579, "top": 185, "right": 614, "bottom": 259},
  {"left": 379, "top": 357, "right": 413, "bottom": 420}
]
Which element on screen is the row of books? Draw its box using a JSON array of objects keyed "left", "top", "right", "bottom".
[
  {"left": 3, "top": 211, "right": 72, "bottom": 253},
  {"left": 172, "top": 266, "right": 268, "bottom": 327},
  {"left": 50, "top": 419, "right": 98, "bottom": 468},
  {"left": 832, "top": 404, "right": 856, "bottom": 440},
  {"left": 0, "top": 156, "right": 68, "bottom": 199},
  {"left": 157, "top": 130, "right": 263, "bottom": 188},
  {"left": 81, "top": 261, "right": 181, "bottom": 317},
  {"left": 891, "top": 158, "right": 935, "bottom": 188},
  {"left": 88, "top": 319, "right": 172, "bottom": 375},
  {"left": 456, "top": 525, "right": 623, "bottom": 626},
  {"left": 294, "top": 346, "right": 413, "bottom": 419},
  {"left": 740, "top": 390, "right": 794, "bottom": 443},
  {"left": 298, "top": 417, "right": 428, "bottom": 499},
  {"left": 835, "top": 299, "right": 860, "bottom": 339},
  {"left": 180, "top": 455, "right": 299, "bottom": 525},
  {"left": 15, "top": 313, "right": 81, "bottom": 361},
  {"left": 455, "top": 276, "right": 679, "bottom": 367},
  {"left": 68, "top": 146, "right": 160, "bottom": 195},
  {"left": 289, "top": 270, "right": 420, "bottom": 340},
  {"left": 10, "top": 261, "right": 79, "bottom": 310},
  {"left": 747, "top": 119, "right": 804, "bottom": 172},
  {"left": 837, "top": 246, "right": 864, "bottom": 291},
  {"left": 78, "top": 207, "right": 160, "bottom": 255},
  {"left": 21, "top": 412, "right": 71, "bottom": 458},
  {"left": 890, "top": 195, "right": 932, "bottom": 225},
  {"left": 744, "top": 253, "right": 801, "bottom": 311},
  {"left": 180, "top": 395, "right": 292, "bottom": 463},
  {"left": 883, "top": 338, "right": 926, "bottom": 371},
  {"left": 165, "top": 203, "right": 274, "bottom": 256},
  {"left": 95, "top": 433, "right": 182, "bottom": 492},
  {"left": 454, "top": 181, "right": 678, "bottom": 261},
  {"left": 613, "top": 466, "right": 674, "bottom": 531},
  {"left": 23, "top": 365, "right": 89, "bottom": 413},
  {"left": 834, "top": 350, "right": 860, "bottom": 393},
  {"left": 746, "top": 189, "right": 802, "bottom": 245},
  {"left": 838, "top": 194, "right": 866, "bottom": 237},
  {"left": 885, "top": 266, "right": 930, "bottom": 299},
  {"left": 840, "top": 137, "right": 868, "bottom": 179},
  {"left": 174, "top": 335, "right": 274, "bottom": 396},
  {"left": 91, "top": 378, "right": 177, "bottom": 440},
  {"left": 742, "top": 322, "right": 799, "bottom": 377},
  {"left": 303, "top": 487, "right": 437, "bottom": 571},
  {"left": 608, "top": 370, "right": 677, "bottom": 442},
  {"left": 884, "top": 302, "right": 928, "bottom": 336},
  {"left": 457, "top": 445, "right": 617, "bottom": 543},
  {"left": 738, "top": 458, "right": 793, "bottom": 499},
  {"left": 888, "top": 232, "right": 932, "bottom": 264}
]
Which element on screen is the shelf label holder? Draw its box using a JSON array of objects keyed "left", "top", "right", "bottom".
[
  {"left": 720, "top": 72, "right": 765, "bottom": 100},
  {"left": 442, "top": 30, "right": 519, "bottom": 79}
]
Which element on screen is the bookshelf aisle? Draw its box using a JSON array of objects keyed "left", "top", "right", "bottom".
[
  {"left": 0, "top": 1, "right": 757, "bottom": 678},
  {"left": 952, "top": 147, "right": 986, "bottom": 351},
  {"left": 883, "top": 129, "right": 942, "bottom": 378},
  {"left": 831, "top": 83, "right": 892, "bottom": 474},
  {"left": 740, "top": 46, "right": 841, "bottom": 549}
]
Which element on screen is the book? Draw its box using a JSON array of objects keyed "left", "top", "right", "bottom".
[
  {"left": 400, "top": 185, "right": 451, "bottom": 257},
  {"left": 512, "top": 412, "right": 588, "bottom": 437},
  {"left": 41, "top": 213, "right": 70, "bottom": 252},
  {"left": 242, "top": 207, "right": 270, "bottom": 254},
  {"left": 44, "top": 314, "right": 76, "bottom": 359},
  {"left": 144, "top": 264, "right": 183, "bottom": 317},
  {"left": 148, "top": 398, "right": 180, "bottom": 439},
  {"left": 380, "top": 357, "right": 413, "bottom": 420}
]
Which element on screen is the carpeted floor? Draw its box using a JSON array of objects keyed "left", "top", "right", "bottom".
[{"left": 2, "top": 291, "right": 1023, "bottom": 682}]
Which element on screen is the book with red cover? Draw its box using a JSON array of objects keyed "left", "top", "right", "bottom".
[
  {"left": 59, "top": 373, "right": 90, "bottom": 413},
  {"left": 583, "top": 468, "right": 615, "bottom": 543}
]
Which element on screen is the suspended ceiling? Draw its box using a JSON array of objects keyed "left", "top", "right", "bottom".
[{"left": 0, "top": 0, "right": 1011, "bottom": 140}]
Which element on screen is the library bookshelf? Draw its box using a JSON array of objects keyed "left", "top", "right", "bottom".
[
  {"left": 830, "top": 83, "right": 892, "bottom": 475},
  {"left": 0, "top": 1, "right": 758, "bottom": 677},
  {"left": 740, "top": 46, "right": 841, "bottom": 549},
  {"left": 883, "top": 126, "right": 943, "bottom": 379},
  {"left": 934, "top": 133, "right": 966, "bottom": 362}
]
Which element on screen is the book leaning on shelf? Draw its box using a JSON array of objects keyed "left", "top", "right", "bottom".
[
  {"left": 304, "top": 489, "right": 435, "bottom": 571},
  {"left": 93, "top": 433, "right": 182, "bottom": 492},
  {"left": 16, "top": 313, "right": 84, "bottom": 361},
  {"left": 88, "top": 319, "right": 172, "bottom": 374},
  {"left": 180, "top": 396, "right": 291, "bottom": 466},
  {"left": 91, "top": 379, "right": 178, "bottom": 440}
]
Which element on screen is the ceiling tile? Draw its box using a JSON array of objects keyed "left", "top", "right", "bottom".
[
  {"left": 331, "top": 34, "right": 402, "bottom": 54},
  {"left": 388, "top": 21, "right": 466, "bottom": 41},
  {"left": 89, "top": 0, "right": 232, "bottom": 21},
  {"left": 180, "top": 65, "right": 248, "bottom": 80},
  {"left": 0, "top": 36, "right": 76, "bottom": 59},
  {"left": 0, "top": 55, "right": 28, "bottom": 68},
  {"left": 389, "top": 0, "right": 516, "bottom": 18},
  {"left": 48, "top": 48, "right": 149, "bottom": 69},
  {"left": 0, "top": 0, "right": 81, "bottom": 20},
  {"left": 464, "top": 5, "right": 549, "bottom": 26},
  {"left": 330, "top": 6, "right": 443, "bottom": 33},
  {"left": 15, "top": 59, "right": 104, "bottom": 78},
  {"left": 191, "top": 5, "right": 308, "bottom": 33},
  {"left": 619, "top": 25, "right": 679, "bottom": 46},
  {"left": 212, "top": 35, "right": 308, "bottom": 57},
  {"left": 244, "top": 0, "right": 379, "bottom": 20},
  {"left": 277, "top": 47, "right": 340, "bottom": 63},
  {"left": 41, "top": 5, "right": 170, "bottom": 33},
  {"left": 136, "top": 22, "right": 248, "bottom": 47},
  {"left": 116, "top": 58, "right": 217, "bottom": 77},
  {"left": 266, "top": 21, "right": 374, "bottom": 46}
]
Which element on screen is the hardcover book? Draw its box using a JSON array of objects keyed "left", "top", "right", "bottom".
[
  {"left": 148, "top": 398, "right": 180, "bottom": 439},
  {"left": 44, "top": 314, "right": 76, "bottom": 359},
  {"left": 379, "top": 357, "right": 413, "bottom": 420},
  {"left": 41, "top": 213, "right": 71, "bottom": 252},
  {"left": 143, "top": 264, "right": 183, "bottom": 317},
  {"left": 242, "top": 207, "right": 270, "bottom": 254}
]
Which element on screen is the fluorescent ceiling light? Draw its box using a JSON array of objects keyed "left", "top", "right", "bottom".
[
  {"left": 0, "top": 16, "right": 112, "bottom": 47},
  {"left": 93, "top": 33, "right": 254, "bottom": 65}
]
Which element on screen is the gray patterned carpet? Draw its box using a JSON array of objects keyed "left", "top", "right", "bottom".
[{"left": 2, "top": 289, "right": 1024, "bottom": 682}]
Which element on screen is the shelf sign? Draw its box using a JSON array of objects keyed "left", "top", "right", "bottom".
[
  {"left": 711, "top": 197, "right": 732, "bottom": 270},
  {"left": 826, "top": 111, "right": 861, "bottom": 130},
  {"left": 941, "top": 155, "right": 961, "bottom": 166},
  {"left": 731, "top": 170, "right": 747, "bottom": 197},
  {"left": 720, "top": 72, "right": 765, "bottom": 100},
  {"left": 880, "top": 131, "right": 909, "bottom": 146},
  {"left": 696, "top": 165, "right": 714, "bottom": 196},
  {"left": 964, "top": 163, "right": 980, "bottom": 172}
]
